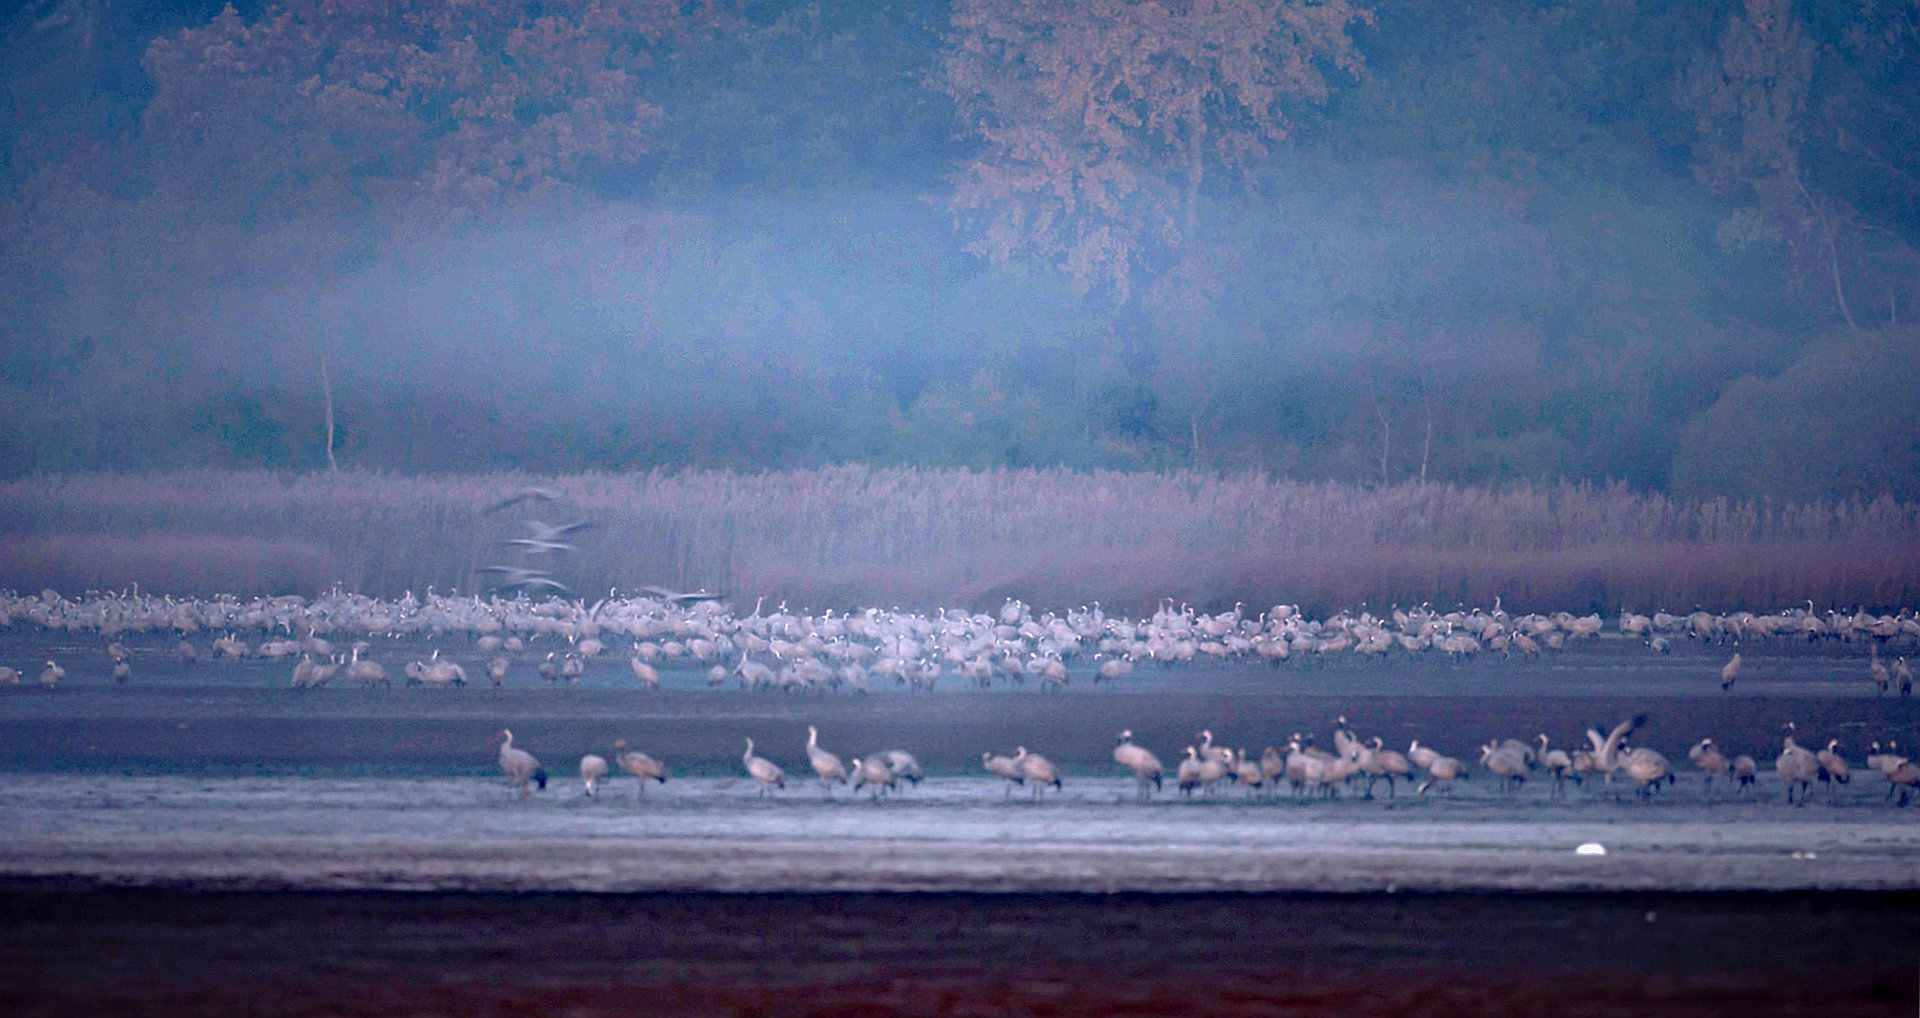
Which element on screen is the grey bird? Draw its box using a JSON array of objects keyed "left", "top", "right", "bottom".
[{"left": 485, "top": 487, "right": 563, "bottom": 513}]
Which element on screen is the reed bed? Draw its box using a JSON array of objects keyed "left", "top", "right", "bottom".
[{"left": 1, "top": 468, "right": 1916, "bottom": 612}]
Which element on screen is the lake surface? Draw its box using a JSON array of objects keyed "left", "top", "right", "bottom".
[{"left": 3, "top": 626, "right": 1918, "bottom": 1014}]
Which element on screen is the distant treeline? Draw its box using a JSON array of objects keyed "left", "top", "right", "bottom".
[
  {"left": 1, "top": 0, "right": 1917, "bottom": 500},
  {"left": 2, "top": 469, "right": 1915, "bottom": 612}
]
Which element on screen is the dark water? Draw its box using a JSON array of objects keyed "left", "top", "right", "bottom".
[
  {"left": 0, "top": 888, "right": 1914, "bottom": 1017},
  {"left": 3, "top": 628, "right": 1917, "bottom": 778},
  {"left": 4, "top": 628, "right": 1918, "bottom": 1014}
]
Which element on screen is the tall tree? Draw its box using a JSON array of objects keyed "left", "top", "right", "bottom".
[
  {"left": 1678, "top": 0, "right": 1920, "bottom": 332},
  {"left": 1677, "top": 0, "right": 1841, "bottom": 322},
  {"left": 940, "top": 0, "right": 1369, "bottom": 304},
  {"left": 139, "top": 0, "right": 726, "bottom": 215}
]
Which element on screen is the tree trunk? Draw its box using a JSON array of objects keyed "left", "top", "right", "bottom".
[
  {"left": 1824, "top": 227, "right": 1859, "bottom": 333},
  {"left": 318, "top": 343, "right": 337, "bottom": 472},
  {"left": 1795, "top": 172, "right": 1860, "bottom": 333},
  {"left": 1375, "top": 401, "right": 1391, "bottom": 484},
  {"left": 1420, "top": 380, "right": 1434, "bottom": 484},
  {"left": 1184, "top": 120, "right": 1204, "bottom": 245}
]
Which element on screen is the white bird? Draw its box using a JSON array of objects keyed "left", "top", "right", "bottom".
[
  {"left": 1689, "top": 738, "right": 1729, "bottom": 800},
  {"left": 1584, "top": 713, "right": 1647, "bottom": 787},
  {"left": 497, "top": 729, "right": 548, "bottom": 799},
  {"left": 805, "top": 725, "right": 848, "bottom": 795},
  {"left": 1720, "top": 652, "right": 1741, "bottom": 691},
  {"left": 484, "top": 487, "right": 562, "bottom": 513},
  {"left": 1259, "top": 745, "right": 1286, "bottom": 788},
  {"left": 1113, "top": 730, "right": 1163, "bottom": 800},
  {"left": 1536, "top": 735, "right": 1576, "bottom": 797},
  {"left": 1816, "top": 739, "right": 1851, "bottom": 803},
  {"left": 1195, "top": 748, "right": 1231, "bottom": 796},
  {"left": 1732, "top": 754, "right": 1759, "bottom": 795},
  {"left": 1777, "top": 725, "right": 1819, "bottom": 805},
  {"left": 580, "top": 753, "right": 609, "bottom": 796},
  {"left": 1369, "top": 738, "right": 1414, "bottom": 797},
  {"left": 629, "top": 650, "right": 660, "bottom": 689},
  {"left": 982, "top": 750, "right": 1025, "bottom": 795},
  {"left": 1889, "top": 761, "right": 1920, "bottom": 806},
  {"left": 1176, "top": 745, "right": 1206, "bottom": 797},
  {"left": 1417, "top": 754, "right": 1466, "bottom": 795},
  {"left": 522, "top": 519, "right": 590, "bottom": 543},
  {"left": 1480, "top": 741, "right": 1529, "bottom": 792},
  {"left": 344, "top": 646, "right": 389, "bottom": 692},
  {"left": 1285, "top": 737, "right": 1333, "bottom": 798},
  {"left": 744, "top": 737, "right": 785, "bottom": 795},
  {"left": 1016, "top": 747, "right": 1061, "bottom": 798},
  {"left": 612, "top": 739, "right": 668, "bottom": 796},
  {"left": 508, "top": 537, "right": 575, "bottom": 556},
  {"left": 38, "top": 659, "right": 63, "bottom": 689},
  {"left": 1866, "top": 741, "right": 1907, "bottom": 782},
  {"left": 851, "top": 756, "right": 896, "bottom": 799},
  {"left": 736, "top": 653, "right": 774, "bottom": 690},
  {"left": 1233, "top": 749, "right": 1266, "bottom": 796},
  {"left": 1618, "top": 746, "right": 1674, "bottom": 799},
  {"left": 875, "top": 749, "right": 923, "bottom": 787},
  {"left": 1196, "top": 729, "right": 1233, "bottom": 769}
]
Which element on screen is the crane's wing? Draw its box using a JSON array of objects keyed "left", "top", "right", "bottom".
[
  {"left": 1601, "top": 713, "right": 1648, "bottom": 760},
  {"left": 524, "top": 519, "right": 591, "bottom": 541},
  {"left": 484, "top": 487, "right": 562, "bottom": 513},
  {"left": 641, "top": 585, "right": 724, "bottom": 603}
]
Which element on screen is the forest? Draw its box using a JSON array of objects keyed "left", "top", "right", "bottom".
[{"left": 2, "top": 0, "right": 1917, "bottom": 500}]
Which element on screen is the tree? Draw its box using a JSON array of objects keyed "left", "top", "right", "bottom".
[
  {"left": 1676, "top": 0, "right": 1920, "bottom": 333},
  {"left": 139, "top": 0, "right": 725, "bottom": 215},
  {"left": 1677, "top": 0, "right": 1845, "bottom": 321},
  {"left": 939, "top": 0, "right": 1369, "bottom": 304}
]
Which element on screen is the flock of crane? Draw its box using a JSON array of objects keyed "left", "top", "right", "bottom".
[
  {"left": 1, "top": 588, "right": 1916, "bottom": 695},
  {"left": 491, "top": 715, "right": 1920, "bottom": 808},
  {"left": 2, "top": 585, "right": 1914, "bottom": 806}
]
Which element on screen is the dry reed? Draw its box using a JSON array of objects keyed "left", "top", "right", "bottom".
[{"left": 0, "top": 468, "right": 1915, "bottom": 612}]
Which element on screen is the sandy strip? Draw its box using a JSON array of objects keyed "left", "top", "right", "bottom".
[{"left": 4, "top": 822, "right": 1916, "bottom": 893}]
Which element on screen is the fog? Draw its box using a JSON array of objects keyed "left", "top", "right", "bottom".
[{"left": 3, "top": 0, "right": 1918, "bottom": 499}]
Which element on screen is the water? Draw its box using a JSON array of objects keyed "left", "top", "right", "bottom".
[
  {"left": 3, "top": 771, "right": 1915, "bottom": 892},
  {"left": 5, "top": 627, "right": 1918, "bottom": 1015},
  {"left": 4, "top": 628, "right": 1918, "bottom": 892}
]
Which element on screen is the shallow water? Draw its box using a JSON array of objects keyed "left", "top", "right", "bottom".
[
  {"left": 4, "top": 628, "right": 1918, "bottom": 892},
  {"left": 3, "top": 771, "right": 1915, "bottom": 892}
]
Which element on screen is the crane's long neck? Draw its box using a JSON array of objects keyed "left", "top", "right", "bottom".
[{"left": 744, "top": 738, "right": 755, "bottom": 763}]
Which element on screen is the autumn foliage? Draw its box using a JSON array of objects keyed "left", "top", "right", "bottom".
[{"left": 940, "top": 0, "right": 1369, "bottom": 302}]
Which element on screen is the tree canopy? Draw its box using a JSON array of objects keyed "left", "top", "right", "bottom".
[{"left": 1, "top": 0, "right": 1916, "bottom": 500}]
